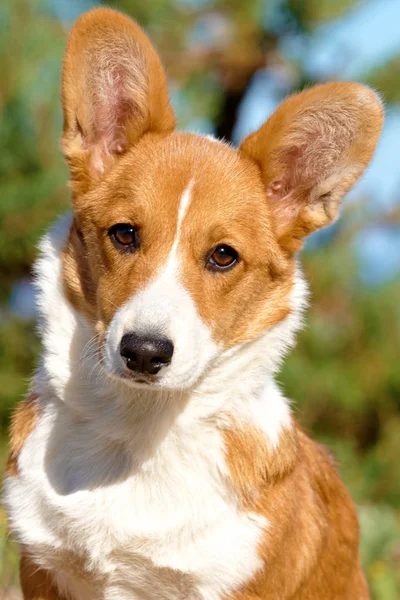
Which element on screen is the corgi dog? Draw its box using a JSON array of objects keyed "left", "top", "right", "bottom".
[{"left": 4, "top": 7, "right": 383, "bottom": 600}]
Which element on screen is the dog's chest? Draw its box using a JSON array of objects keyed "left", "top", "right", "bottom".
[{"left": 6, "top": 409, "right": 266, "bottom": 600}]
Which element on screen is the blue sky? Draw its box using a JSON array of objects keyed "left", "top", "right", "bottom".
[{"left": 304, "top": 0, "right": 400, "bottom": 80}]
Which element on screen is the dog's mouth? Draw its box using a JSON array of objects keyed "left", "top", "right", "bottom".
[
  {"left": 105, "top": 365, "right": 162, "bottom": 388},
  {"left": 121, "top": 371, "right": 153, "bottom": 386}
]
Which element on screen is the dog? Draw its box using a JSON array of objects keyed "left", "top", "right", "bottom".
[{"left": 4, "top": 7, "right": 383, "bottom": 600}]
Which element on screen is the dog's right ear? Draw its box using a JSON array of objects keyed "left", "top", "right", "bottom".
[{"left": 61, "top": 8, "right": 175, "bottom": 196}]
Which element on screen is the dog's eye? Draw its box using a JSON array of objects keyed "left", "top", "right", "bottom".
[
  {"left": 108, "top": 224, "right": 140, "bottom": 253},
  {"left": 207, "top": 245, "right": 239, "bottom": 271}
]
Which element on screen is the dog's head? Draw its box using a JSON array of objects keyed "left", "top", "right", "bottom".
[{"left": 60, "top": 8, "right": 383, "bottom": 390}]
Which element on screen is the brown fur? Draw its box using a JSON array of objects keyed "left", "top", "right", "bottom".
[
  {"left": 223, "top": 422, "right": 300, "bottom": 507},
  {"left": 223, "top": 424, "right": 369, "bottom": 599},
  {"left": 20, "top": 555, "right": 64, "bottom": 600},
  {"left": 6, "top": 394, "right": 38, "bottom": 477},
  {"left": 59, "top": 8, "right": 383, "bottom": 352},
  {"left": 240, "top": 83, "right": 383, "bottom": 252},
  {"left": 62, "top": 8, "right": 175, "bottom": 197}
]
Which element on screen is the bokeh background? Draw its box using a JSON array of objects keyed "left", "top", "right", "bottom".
[{"left": 0, "top": 0, "right": 399, "bottom": 597}]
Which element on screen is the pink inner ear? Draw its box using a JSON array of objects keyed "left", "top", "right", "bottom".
[
  {"left": 266, "top": 179, "right": 283, "bottom": 198},
  {"left": 265, "top": 159, "right": 304, "bottom": 234},
  {"left": 82, "top": 59, "right": 148, "bottom": 176},
  {"left": 266, "top": 177, "right": 299, "bottom": 221},
  {"left": 266, "top": 143, "right": 306, "bottom": 201},
  {"left": 93, "top": 65, "right": 136, "bottom": 155}
]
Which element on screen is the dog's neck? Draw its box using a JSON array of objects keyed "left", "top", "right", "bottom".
[{"left": 33, "top": 216, "right": 307, "bottom": 463}]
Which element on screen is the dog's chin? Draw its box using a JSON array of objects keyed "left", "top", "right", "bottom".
[
  {"left": 102, "top": 365, "right": 196, "bottom": 392},
  {"left": 104, "top": 367, "right": 163, "bottom": 389}
]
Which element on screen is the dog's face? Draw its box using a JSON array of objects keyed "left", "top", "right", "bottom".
[
  {"left": 66, "top": 135, "right": 293, "bottom": 389},
  {"left": 60, "top": 8, "right": 383, "bottom": 390}
]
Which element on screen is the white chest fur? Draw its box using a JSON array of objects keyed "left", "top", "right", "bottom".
[{"left": 5, "top": 398, "right": 267, "bottom": 600}]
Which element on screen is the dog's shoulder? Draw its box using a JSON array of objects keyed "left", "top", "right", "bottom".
[{"left": 224, "top": 423, "right": 364, "bottom": 599}]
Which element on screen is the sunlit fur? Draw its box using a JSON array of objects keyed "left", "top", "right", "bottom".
[{"left": 4, "top": 7, "right": 383, "bottom": 600}]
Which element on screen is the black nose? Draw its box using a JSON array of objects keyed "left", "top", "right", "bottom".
[{"left": 120, "top": 333, "right": 174, "bottom": 375}]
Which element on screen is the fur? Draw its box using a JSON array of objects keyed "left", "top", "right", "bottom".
[{"left": 4, "top": 7, "right": 383, "bottom": 599}]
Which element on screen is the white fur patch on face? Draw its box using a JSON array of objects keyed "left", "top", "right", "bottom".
[{"left": 103, "top": 181, "right": 220, "bottom": 389}]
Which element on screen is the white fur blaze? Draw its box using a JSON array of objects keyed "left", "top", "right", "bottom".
[{"left": 103, "top": 181, "right": 220, "bottom": 389}]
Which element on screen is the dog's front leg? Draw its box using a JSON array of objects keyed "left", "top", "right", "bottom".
[{"left": 20, "top": 555, "right": 65, "bottom": 600}]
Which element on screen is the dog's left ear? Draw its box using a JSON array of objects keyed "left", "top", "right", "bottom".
[{"left": 240, "top": 83, "right": 383, "bottom": 252}]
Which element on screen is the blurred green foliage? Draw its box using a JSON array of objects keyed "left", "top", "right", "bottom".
[{"left": 0, "top": 0, "right": 399, "bottom": 598}]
